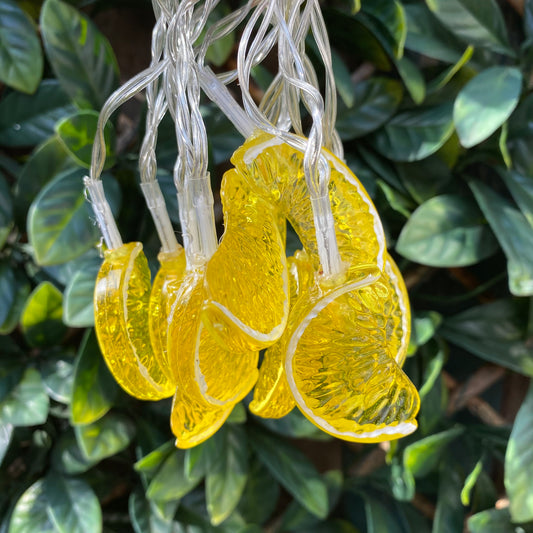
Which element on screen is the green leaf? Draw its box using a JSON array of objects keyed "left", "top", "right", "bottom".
[
  {"left": 0, "top": 422, "right": 12, "bottom": 469},
  {"left": 15, "top": 136, "right": 72, "bottom": 221},
  {"left": 426, "top": 0, "right": 513, "bottom": 57},
  {"left": 0, "top": 368, "right": 49, "bottom": 427},
  {"left": 433, "top": 465, "right": 465, "bottom": 533},
  {"left": 248, "top": 427, "right": 328, "bottom": 519},
  {"left": 44, "top": 473, "right": 102, "bottom": 533},
  {"left": 75, "top": 412, "right": 135, "bottom": 462},
  {"left": 403, "top": 427, "right": 463, "bottom": 479},
  {"left": 40, "top": 351, "right": 75, "bottom": 404},
  {"left": 440, "top": 299, "right": 533, "bottom": 376},
  {"left": 134, "top": 441, "right": 174, "bottom": 477},
  {"left": 427, "top": 45, "right": 474, "bottom": 93},
  {"left": 506, "top": 93, "right": 533, "bottom": 176},
  {"left": 397, "top": 156, "right": 452, "bottom": 205},
  {"left": 206, "top": 425, "right": 249, "bottom": 526},
  {"left": 0, "top": 80, "right": 75, "bottom": 147},
  {"left": 499, "top": 169, "right": 533, "bottom": 230},
  {"left": 359, "top": 491, "right": 409, "bottom": 533},
  {"left": 371, "top": 104, "right": 454, "bottom": 162},
  {"left": 129, "top": 489, "right": 174, "bottom": 533},
  {"left": 0, "top": 262, "right": 15, "bottom": 326},
  {"left": 40, "top": 0, "right": 119, "bottom": 109},
  {"left": 505, "top": 384, "right": 533, "bottom": 523},
  {"left": 8, "top": 479, "right": 56, "bottom": 533},
  {"left": 412, "top": 311, "right": 442, "bottom": 348},
  {"left": 237, "top": 460, "right": 280, "bottom": 526},
  {"left": 20, "top": 281, "right": 66, "bottom": 348},
  {"left": 28, "top": 168, "right": 100, "bottom": 266},
  {"left": 0, "top": 0, "right": 43, "bottom": 94},
  {"left": 185, "top": 437, "right": 220, "bottom": 480},
  {"left": 279, "top": 470, "right": 344, "bottom": 531},
  {"left": 454, "top": 67, "right": 522, "bottom": 148},
  {"left": 460, "top": 458, "right": 483, "bottom": 506},
  {"left": 394, "top": 56, "right": 425, "bottom": 105},
  {"left": 0, "top": 175, "right": 13, "bottom": 249},
  {"left": 404, "top": 4, "right": 467, "bottom": 63},
  {"left": 70, "top": 329, "right": 118, "bottom": 425},
  {"left": 468, "top": 508, "right": 516, "bottom": 533},
  {"left": 361, "top": 0, "right": 407, "bottom": 59},
  {"left": 331, "top": 49, "right": 355, "bottom": 109},
  {"left": 396, "top": 194, "right": 498, "bottom": 267},
  {"left": 470, "top": 180, "right": 533, "bottom": 296},
  {"left": 56, "top": 110, "right": 115, "bottom": 169},
  {"left": 336, "top": 78, "right": 403, "bottom": 140},
  {"left": 63, "top": 259, "right": 101, "bottom": 327},
  {"left": 146, "top": 449, "right": 203, "bottom": 502},
  {"left": 51, "top": 429, "right": 99, "bottom": 474},
  {"left": 0, "top": 269, "right": 30, "bottom": 335}
]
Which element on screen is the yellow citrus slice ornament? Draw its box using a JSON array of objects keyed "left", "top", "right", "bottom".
[
  {"left": 250, "top": 250, "right": 314, "bottom": 419},
  {"left": 284, "top": 255, "right": 419, "bottom": 443},
  {"left": 94, "top": 242, "right": 175, "bottom": 400},
  {"left": 167, "top": 268, "right": 258, "bottom": 448}
]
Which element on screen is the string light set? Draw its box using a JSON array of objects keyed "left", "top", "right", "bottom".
[{"left": 85, "top": 0, "right": 420, "bottom": 448}]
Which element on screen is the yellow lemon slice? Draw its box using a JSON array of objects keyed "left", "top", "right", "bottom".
[
  {"left": 230, "top": 132, "right": 387, "bottom": 277},
  {"left": 204, "top": 168, "right": 289, "bottom": 353},
  {"left": 167, "top": 269, "right": 258, "bottom": 406},
  {"left": 284, "top": 257, "right": 419, "bottom": 443},
  {"left": 148, "top": 248, "right": 187, "bottom": 383},
  {"left": 250, "top": 250, "right": 314, "bottom": 419},
  {"left": 94, "top": 242, "right": 175, "bottom": 400}
]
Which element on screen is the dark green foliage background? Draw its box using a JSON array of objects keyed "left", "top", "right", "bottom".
[{"left": 0, "top": 0, "right": 532, "bottom": 531}]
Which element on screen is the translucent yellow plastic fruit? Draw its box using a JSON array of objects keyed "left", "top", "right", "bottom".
[
  {"left": 284, "top": 255, "right": 419, "bottom": 443},
  {"left": 94, "top": 242, "right": 175, "bottom": 400},
  {"left": 167, "top": 268, "right": 258, "bottom": 447},
  {"left": 250, "top": 251, "right": 314, "bottom": 419},
  {"left": 204, "top": 170, "right": 289, "bottom": 353}
]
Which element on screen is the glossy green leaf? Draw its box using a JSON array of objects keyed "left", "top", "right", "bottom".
[
  {"left": 63, "top": 259, "right": 101, "bottom": 327},
  {"left": 0, "top": 368, "right": 49, "bottom": 427},
  {"left": 51, "top": 429, "right": 99, "bottom": 474},
  {"left": 336, "top": 78, "right": 403, "bottom": 140},
  {"left": 56, "top": 110, "right": 115, "bottom": 169},
  {"left": 403, "top": 427, "right": 463, "bottom": 479},
  {"left": 206, "top": 425, "right": 249, "bottom": 525},
  {"left": 75, "top": 412, "right": 135, "bottom": 462},
  {"left": 20, "top": 281, "right": 66, "bottom": 347},
  {"left": 44, "top": 473, "right": 102, "bottom": 533},
  {"left": 426, "top": 0, "right": 513, "bottom": 56},
  {"left": 185, "top": 436, "right": 220, "bottom": 480},
  {"left": 0, "top": 175, "right": 13, "bottom": 249},
  {"left": 0, "top": 262, "right": 15, "bottom": 326},
  {"left": 467, "top": 508, "right": 516, "bottom": 533},
  {"left": 361, "top": 0, "right": 407, "bottom": 59},
  {"left": 360, "top": 491, "right": 409, "bottom": 533},
  {"left": 433, "top": 465, "right": 465, "bottom": 533},
  {"left": 440, "top": 299, "right": 533, "bottom": 376},
  {"left": 460, "top": 458, "right": 483, "bottom": 506},
  {"left": 0, "top": 0, "right": 43, "bottom": 94},
  {"left": 396, "top": 195, "right": 498, "bottom": 267},
  {"left": 28, "top": 168, "right": 100, "bottom": 266},
  {"left": 134, "top": 441, "right": 174, "bottom": 477},
  {"left": 506, "top": 92, "right": 533, "bottom": 176},
  {"left": 0, "top": 80, "right": 74, "bottom": 147},
  {"left": 404, "top": 3, "right": 467, "bottom": 63},
  {"left": 279, "top": 470, "right": 344, "bottom": 531},
  {"left": 129, "top": 489, "right": 174, "bottom": 533},
  {"left": 40, "top": 351, "right": 75, "bottom": 404},
  {"left": 331, "top": 49, "right": 355, "bottom": 108},
  {"left": 427, "top": 45, "right": 474, "bottom": 93},
  {"left": 454, "top": 67, "right": 522, "bottom": 148},
  {"left": 15, "top": 136, "right": 72, "bottom": 221},
  {"left": 412, "top": 311, "right": 442, "bottom": 347},
  {"left": 8, "top": 479, "right": 56, "bottom": 533},
  {"left": 203, "top": 5, "right": 234, "bottom": 67},
  {"left": 394, "top": 56, "right": 425, "bottom": 105},
  {"left": 0, "top": 269, "right": 30, "bottom": 335},
  {"left": 248, "top": 427, "right": 328, "bottom": 519},
  {"left": 70, "top": 329, "right": 118, "bottom": 425},
  {"left": 505, "top": 384, "right": 533, "bottom": 523},
  {"left": 0, "top": 423, "right": 13, "bottom": 467},
  {"left": 499, "top": 169, "right": 533, "bottom": 229},
  {"left": 470, "top": 180, "right": 533, "bottom": 296},
  {"left": 146, "top": 449, "right": 203, "bottom": 502},
  {"left": 371, "top": 104, "right": 454, "bottom": 162},
  {"left": 40, "top": 0, "right": 119, "bottom": 109},
  {"left": 237, "top": 460, "right": 280, "bottom": 526}
]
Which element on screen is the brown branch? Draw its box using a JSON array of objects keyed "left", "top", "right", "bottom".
[{"left": 506, "top": 0, "right": 524, "bottom": 15}]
